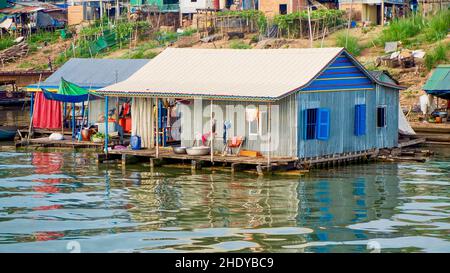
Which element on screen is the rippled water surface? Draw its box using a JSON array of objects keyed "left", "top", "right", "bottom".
[{"left": 0, "top": 148, "right": 449, "bottom": 253}]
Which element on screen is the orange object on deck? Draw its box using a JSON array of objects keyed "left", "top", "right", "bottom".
[
  {"left": 119, "top": 117, "right": 131, "bottom": 133},
  {"left": 124, "top": 117, "right": 131, "bottom": 133},
  {"left": 238, "top": 150, "right": 262, "bottom": 157}
]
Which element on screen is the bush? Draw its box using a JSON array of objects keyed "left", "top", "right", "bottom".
[
  {"left": 376, "top": 10, "right": 449, "bottom": 45},
  {"left": 0, "top": 36, "right": 14, "bottom": 51},
  {"left": 425, "top": 9, "right": 450, "bottom": 42},
  {"left": 377, "top": 14, "right": 425, "bottom": 45},
  {"left": 229, "top": 40, "right": 252, "bottom": 49},
  {"left": 28, "top": 31, "right": 60, "bottom": 47},
  {"left": 425, "top": 43, "right": 449, "bottom": 70},
  {"left": 336, "top": 33, "right": 361, "bottom": 56}
]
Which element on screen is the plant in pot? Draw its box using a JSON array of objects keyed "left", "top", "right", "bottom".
[{"left": 91, "top": 132, "right": 106, "bottom": 143}]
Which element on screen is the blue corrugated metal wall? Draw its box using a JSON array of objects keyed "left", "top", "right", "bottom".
[
  {"left": 297, "top": 53, "right": 399, "bottom": 158},
  {"left": 302, "top": 54, "right": 375, "bottom": 91}
]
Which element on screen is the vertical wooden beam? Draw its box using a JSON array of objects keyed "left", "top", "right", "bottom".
[
  {"left": 210, "top": 99, "right": 213, "bottom": 163},
  {"left": 29, "top": 92, "right": 34, "bottom": 119},
  {"left": 267, "top": 102, "right": 271, "bottom": 170},
  {"left": 381, "top": 0, "right": 385, "bottom": 26},
  {"left": 104, "top": 96, "right": 109, "bottom": 155},
  {"left": 156, "top": 97, "right": 159, "bottom": 158},
  {"left": 307, "top": 6, "right": 313, "bottom": 47},
  {"left": 71, "top": 103, "right": 75, "bottom": 139}
]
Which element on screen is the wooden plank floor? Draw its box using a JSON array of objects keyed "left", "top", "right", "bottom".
[
  {"left": 107, "top": 148, "right": 297, "bottom": 166},
  {"left": 16, "top": 137, "right": 109, "bottom": 148}
]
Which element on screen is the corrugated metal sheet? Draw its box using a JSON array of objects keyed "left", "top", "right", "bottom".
[
  {"left": 179, "top": 95, "right": 297, "bottom": 157},
  {"left": 28, "top": 58, "right": 150, "bottom": 89},
  {"left": 297, "top": 86, "right": 398, "bottom": 158},
  {"left": 303, "top": 54, "right": 375, "bottom": 91},
  {"left": 100, "top": 47, "right": 345, "bottom": 99},
  {"left": 423, "top": 65, "right": 450, "bottom": 91}
]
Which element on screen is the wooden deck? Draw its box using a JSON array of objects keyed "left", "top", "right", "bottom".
[
  {"left": 397, "top": 137, "right": 426, "bottom": 148},
  {"left": 105, "top": 148, "right": 297, "bottom": 166},
  {"left": 410, "top": 122, "right": 450, "bottom": 134},
  {"left": 98, "top": 148, "right": 380, "bottom": 174},
  {"left": 15, "top": 137, "right": 110, "bottom": 149}
]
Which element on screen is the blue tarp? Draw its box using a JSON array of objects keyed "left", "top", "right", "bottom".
[{"left": 42, "top": 88, "right": 89, "bottom": 103}]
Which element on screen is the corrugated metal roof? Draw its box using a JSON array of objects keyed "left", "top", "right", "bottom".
[
  {"left": 370, "top": 70, "right": 399, "bottom": 85},
  {"left": 423, "top": 65, "right": 450, "bottom": 91},
  {"left": 33, "top": 58, "right": 150, "bottom": 89},
  {"left": 99, "top": 47, "right": 345, "bottom": 100}
]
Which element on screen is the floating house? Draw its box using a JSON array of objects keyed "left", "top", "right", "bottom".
[
  {"left": 26, "top": 58, "right": 149, "bottom": 131},
  {"left": 98, "top": 47, "right": 402, "bottom": 161}
]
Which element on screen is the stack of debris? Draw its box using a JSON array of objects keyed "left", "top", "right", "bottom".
[
  {"left": 376, "top": 42, "right": 425, "bottom": 69},
  {"left": 0, "top": 42, "right": 29, "bottom": 66}
]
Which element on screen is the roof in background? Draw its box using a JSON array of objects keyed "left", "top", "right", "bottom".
[
  {"left": 370, "top": 70, "right": 399, "bottom": 85},
  {"left": 98, "top": 47, "right": 401, "bottom": 101},
  {"left": 28, "top": 58, "right": 150, "bottom": 90},
  {"left": 423, "top": 65, "right": 450, "bottom": 91},
  {"left": 0, "top": 2, "right": 62, "bottom": 14}
]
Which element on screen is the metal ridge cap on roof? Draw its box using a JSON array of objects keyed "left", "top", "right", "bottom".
[{"left": 95, "top": 89, "right": 276, "bottom": 101}]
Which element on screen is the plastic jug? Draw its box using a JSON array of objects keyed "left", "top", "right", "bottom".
[{"left": 130, "top": 135, "right": 141, "bottom": 150}]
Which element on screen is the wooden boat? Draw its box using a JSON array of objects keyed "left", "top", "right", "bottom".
[
  {"left": 0, "top": 91, "right": 28, "bottom": 106},
  {"left": 0, "top": 126, "right": 17, "bottom": 140}
]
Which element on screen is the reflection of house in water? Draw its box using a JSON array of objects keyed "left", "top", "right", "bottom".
[
  {"left": 296, "top": 164, "right": 401, "bottom": 244},
  {"left": 126, "top": 171, "right": 300, "bottom": 230}
]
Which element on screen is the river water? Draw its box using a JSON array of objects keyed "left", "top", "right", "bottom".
[{"left": 0, "top": 147, "right": 448, "bottom": 253}]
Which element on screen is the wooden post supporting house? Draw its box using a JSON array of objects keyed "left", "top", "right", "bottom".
[
  {"left": 155, "top": 97, "right": 159, "bottom": 158},
  {"left": 210, "top": 99, "right": 213, "bottom": 162},
  {"left": 104, "top": 96, "right": 109, "bottom": 155},
  {"left": 267, "top": 102, "right": 271, "bottom": 171},
  {"left": 71, "top": 103, "right": 75, "bottom": 139}
]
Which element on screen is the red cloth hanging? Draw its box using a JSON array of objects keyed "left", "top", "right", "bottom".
[{"left": 32, "top": 92, "right": 62, "bottom": 129}]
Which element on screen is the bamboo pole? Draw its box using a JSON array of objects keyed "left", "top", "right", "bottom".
[
  {"left": 307, "top": 6, "right": 313, "bottom": 48},
  {"left": 104, "top": 96, "right": 109, "bottom": 155},
  {"left": 26, "top": 74, "right": 41, "bottom": 144},
  {"left": 267, "top": 103, "right": 271, "bottom": 168},
  {"left": 346, "top": 0, "right": 354, "bottom": 47},
  {"left": 210, "top": 100, "right": 213, "bottom": 163},
  {"left": 156, "top": 97, "right": 159, "bottom": 158}
]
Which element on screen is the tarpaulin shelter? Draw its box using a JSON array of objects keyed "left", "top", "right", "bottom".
[
  {"left": 26, "top": 58, "right": 150, "bottom": 132},
  {"left": 32, "top": 92, "right": 62, "bottom": 129},
  {"left": 42, "top": 78, "right": 90, "bottom": 103},
  {"left": 41, "top": 78, "right": 101, "bottom": 138},
  {"left": 423, "top": 65, "right": 450, "bottom": 100}
]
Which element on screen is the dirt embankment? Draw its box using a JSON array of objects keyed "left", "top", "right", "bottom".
[{"left": 0, "top": 39, "right": 72, "bottom": 72}]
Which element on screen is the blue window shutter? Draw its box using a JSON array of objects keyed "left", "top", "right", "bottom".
[
  {"left": 354, "top": 104, "right": 366, "bottom": 136},
  {"left": 359, "top": 105, "right": 366, "bottom": 135},
  {"left": 303, "top": 109, "right": 308, "bottom": 140},
  {"left": 317, "top": 108, "right": 330, "bottom": 140},
  {"left": 354, "top": 105, "right": 361, "bottom": 135}
]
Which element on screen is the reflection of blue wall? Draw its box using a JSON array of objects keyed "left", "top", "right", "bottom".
[{"left": 296, "top": 168, "right": 401, "bottom": 246}]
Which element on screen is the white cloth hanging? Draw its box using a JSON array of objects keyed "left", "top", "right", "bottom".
[{"left": 131, "top": 98, "right": 153, "bottom": 148}]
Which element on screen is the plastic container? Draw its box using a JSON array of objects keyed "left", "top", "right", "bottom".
[{"left": 130, "top": 135, "right": 141, "bottom": 150}]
